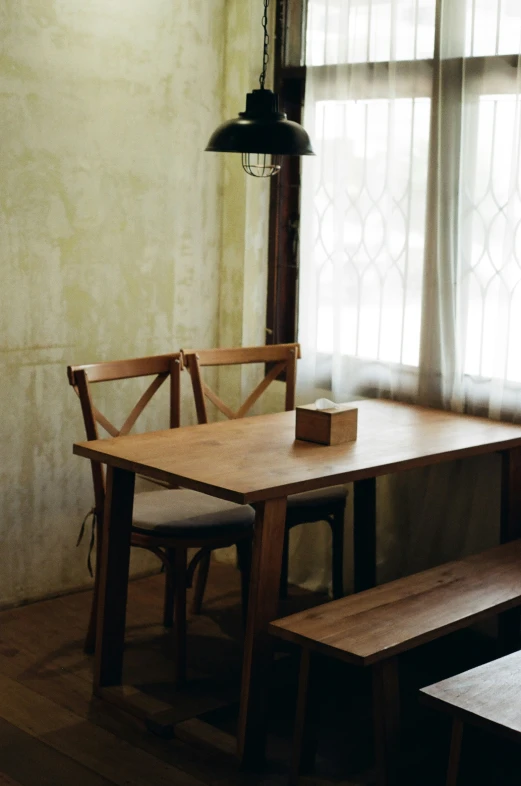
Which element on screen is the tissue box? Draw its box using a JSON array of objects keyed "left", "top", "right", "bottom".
[{"left": 295, "top": 403, "right": 358, "bottom": 446}]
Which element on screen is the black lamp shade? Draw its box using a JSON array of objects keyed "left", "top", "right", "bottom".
[{"left": 206, "top": 89, "right": 315, "bottom": 157}]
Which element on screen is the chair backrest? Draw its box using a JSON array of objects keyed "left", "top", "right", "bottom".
[
  {"left": 67, "top": 353, "right": 182, "bottom": 517},
  {"left": 182, "top": 343, "right": 300, "bottom": 424}
]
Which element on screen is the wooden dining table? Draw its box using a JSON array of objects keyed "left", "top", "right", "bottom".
[{"left": 73, "top": 399, "right": 521, "bottom": 769}]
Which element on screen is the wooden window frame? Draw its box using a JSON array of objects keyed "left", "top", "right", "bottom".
[{"left": 265, "top": 0, "right": 306, "bottom": 347}]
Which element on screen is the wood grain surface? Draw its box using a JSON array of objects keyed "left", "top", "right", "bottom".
[
  {"left": 269, "top": 541, "right": 521, "bottom": 664},
  {"left": 73, "top": 400, "right": 521, "bottom": 504}
]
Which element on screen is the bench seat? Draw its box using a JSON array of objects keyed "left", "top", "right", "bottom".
[
  {"left": 269, "top": 540, "right": 521, "bottom": 786},
  {"left": 270, "top": 540, "right": 521, "bottom": 665}
]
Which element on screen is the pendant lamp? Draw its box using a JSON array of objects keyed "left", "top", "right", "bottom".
[{"left": 205, "top": 0, "right": 315, "bottom": 178}]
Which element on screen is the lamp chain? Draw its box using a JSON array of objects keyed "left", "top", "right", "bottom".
[{"left": 259, "top": 0, "right": 270, "bottom": 90}]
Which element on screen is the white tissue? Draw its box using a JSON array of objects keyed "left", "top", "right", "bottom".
[{"left": 314, "top": 398, "right": 340, "bottom": 411}]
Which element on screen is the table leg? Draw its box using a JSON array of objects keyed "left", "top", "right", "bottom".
[
  {"left": 237, "top": 497, "right": 287, "bottom": 770},
  {"left": 498, "top": 448, "right": 521, "bottom": 653},
  {"left": 353, "top": 477, "right": 377, "bottom": 593},
  {"left": 94, "top": 466, "right": 135, "bottom": 692}
]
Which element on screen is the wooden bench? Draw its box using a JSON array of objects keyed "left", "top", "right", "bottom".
[
  {"left": 269, "top": 540, "right": 521, "bottom": 786},
  {"left": 421, "top": 649, "right": 521, "bottom": 785}
]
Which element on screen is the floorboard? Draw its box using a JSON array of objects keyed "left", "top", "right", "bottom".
[
  {"left": 0, "top": 718, "right": 112, "bottom": 786},
  {"left": 1, "top": 560, "right": 521, "bottom": 786}
]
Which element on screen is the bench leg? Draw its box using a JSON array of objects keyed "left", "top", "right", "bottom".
[
  {"left": 446, "top": 718, "right": 463, "bottom": 786},
  {"left": 372, "top": 658, "right": 400, "bottom": 786},
  {"left": 289, "top": 649, "right": 322, "bottom": 786},
  {"left": 498, "top": 607, "right": 521, "bottom": 656}
]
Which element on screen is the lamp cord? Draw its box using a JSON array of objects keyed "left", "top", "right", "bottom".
[{"left": 259, "top": 0, "right": 270, "bottom": 90}]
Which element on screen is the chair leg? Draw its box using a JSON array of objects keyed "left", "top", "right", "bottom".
[
  {"left": 173, "top": 547, "right": 188, "bottom": 686},
  {"left": 236, "top": 538, "right": 252, "bottom": 626},
  {"left": 84, "top": 514, "right": 104, "bottom": 654},
  {"left": 163, "top": 548, "right": 175, "bottom": 628},
  {"left": 191, "top": 550, "right": 211, "bottom": 615},
  {"left": 446, "top": 718, "right": 463, "bottom": 786},
  {"left": 330, "top": 510, "right": 345, "bottom": 600},
  {"left": 372, "top": 658, "right": 400, "bottom": 786},
  {"left": 279, "top": 528, "right": 290, "bottom": 599},
  {"left": 289, "top": 649, "right": 322, "bottom": 786}
]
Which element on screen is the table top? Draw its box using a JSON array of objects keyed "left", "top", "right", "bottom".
[{"left": 73, "top": 399, "right": 521, "bottom": 504}]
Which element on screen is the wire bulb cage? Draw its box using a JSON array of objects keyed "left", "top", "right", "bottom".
[{"left": 242, "top": 153, "right": 282, "bottom": 178}]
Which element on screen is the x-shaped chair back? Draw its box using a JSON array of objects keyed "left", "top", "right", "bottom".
[
  {"left": 182, "top": 343, "right": 300, "bottom": 424},
  {"left": 67, "top": 353, "right": 182, "bottom": 516}
]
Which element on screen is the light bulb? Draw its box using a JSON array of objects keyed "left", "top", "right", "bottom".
[{"left": 241, "top": 152, "right": 282, "bottom": 178}]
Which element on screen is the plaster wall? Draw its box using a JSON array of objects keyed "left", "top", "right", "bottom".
[
  {"left": 0, "top": 0, "right": 227, "bottom": 607},
  {"left": 216, "top": 0, "right": 275, "bottom": 413}
]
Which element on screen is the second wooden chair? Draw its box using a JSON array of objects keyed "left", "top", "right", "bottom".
[{"left": 182, "top": 343, "right": 348, "bottom": 603}]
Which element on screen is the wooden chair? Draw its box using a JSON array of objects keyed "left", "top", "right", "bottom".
[
  {"left": 421, "top": 649, "right": 521, "bottom": 785},
  {"left": 182, "top": 343, "right": 348, "bottom": 603},
  {"left": 67, "top": 353, "right": 254, "bottom": 684},
  {"left": 269, "top": 540, "right": 521, "bottom": 786}
]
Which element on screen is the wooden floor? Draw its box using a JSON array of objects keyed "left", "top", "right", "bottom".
[{"left": 1, "top": 560, "right": 521, "bottom": 786}]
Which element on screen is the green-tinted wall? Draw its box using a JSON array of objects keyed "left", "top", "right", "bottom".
[
  {"left": 217, "top": 0, "right": 275, "bottom": 411},
  {"left": 0, "top": 0, "right": 237, "bottom": 606}
]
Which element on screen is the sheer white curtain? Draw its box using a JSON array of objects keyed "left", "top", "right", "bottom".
[{"left": 290, "top": 0, "right": 521, "bottom": 593}]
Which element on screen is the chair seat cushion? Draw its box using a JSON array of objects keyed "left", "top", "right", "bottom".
[
  {"left": 131, "top": 488, "right": 255, "bottom": 539},
  {"left": 287, "top": 485, "right": 348, "bottom": 510}
]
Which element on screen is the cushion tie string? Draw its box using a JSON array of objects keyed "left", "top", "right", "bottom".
[{"left": 76, "top": 507, "right": 98, "bottom": 578}]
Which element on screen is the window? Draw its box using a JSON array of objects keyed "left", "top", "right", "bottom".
[{"left": 268, "top": 0, "right": 521, "bottom": 408}]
